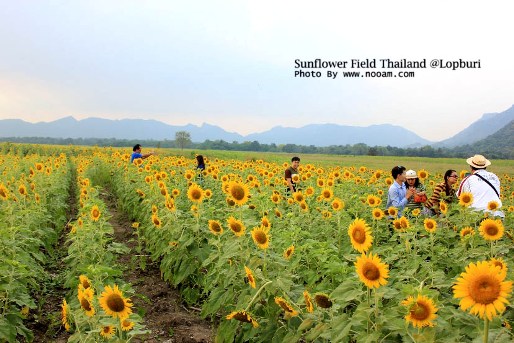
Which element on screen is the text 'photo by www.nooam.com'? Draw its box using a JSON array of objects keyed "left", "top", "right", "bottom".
[{"left": 294, "top": 58, "right": 481, "bottom": 79}]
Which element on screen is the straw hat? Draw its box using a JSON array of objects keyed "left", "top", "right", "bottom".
[{"left": 466, "top": 154, "right": 491, "bottom": 168}]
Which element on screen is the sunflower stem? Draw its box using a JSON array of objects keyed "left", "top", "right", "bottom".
[
  {"left": 374, "top": 288, "right": 379, "bottom": 330},
  {"left": 484, "top": 317, "right": 489, "bottom": 343},
  {"left": 245, "top": 280, "right": 272, "bottom": 312}
]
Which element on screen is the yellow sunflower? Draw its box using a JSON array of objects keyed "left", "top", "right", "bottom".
[
  {"left": 387, "top": 206, "right": 398, "bottom": 218},
  {"left": 385, "top": 177, "right": 393, "bottom": 186},
  {"left": 99, "top": 285, "right": 133, "bottom": 320},
  {"left": 305, "top": 187, "right": 315, "bottom": 196},
  {"left": 299, "top": 201, "right": 309, "bottom": 212},
  {"left": 227, "top": 216, "right": 245, "bottom": 237},
  {"left": 251, "top": 226, "right": 270, "bottom": 250},
  {"left": 274, "top": 208, "right": 282, "bottom": 218},
  {"left": 274, "top": 297, "right": 299, "bottom": 317},
  {"left": 402, "top": 295, "right": 438, "bottom": 328},
  {"left": 121, "top": 319, "right": 135, "bottom": 331},
  {"left": 61, "top": 299, "right": 70, "bottom": 331},
  {"left": 320, "top": 188, "right": 333, "bottom": 201},
  {"left": 187, "top": 183, "right": 204, "bottom": 203},
  {"left": 453, "top": 261, "right": 513, "bottom": 320},
  {"left": 100, "top": 325, "right": 116, "bottom": 339},
  {"left": 424, "top": 218, "right": 437, "bottom": 233},
  {"left": 478, "top": 218, "right": 504, "bottom": 241},
  {"left": 244, "top": 266, "right": 256, "bottom": 288},
  {"left": 0, "top": 183, "right": 9, "bottom": 200},
  {"left": 261, "top": 216, "right": 271, "bottom": 231},
  {"left": 489, "top": 258, "right": 508, "bottom": 279},
  {"left": 270, "top": 193, "right": 281, "bottom": 204},
  {"left": 90, "top": 205, "right": 101, "bottom": 222},
  {"left": 293, "top": 191, "right": 305, "bottom": 203},
  {"left": 366, "top": 195, "right": 381, "bottom": 207},
  {"left": 411, "top": 208, "right": 421, "bottom": 217},
  {"left": 79, "top": 275, "right": 92, "bottom": 289},
  {"left": 331, "top": 198, "right": 344, "bottom": 211},
  {"left": 152, "top": 214, "right": 162, "bottom": 228},
  {"left": 372, "top": 208, "right": 384, "bottom": 220},
  {"left": 487, "top": 201, "right": 500, "bottom": 211},
  {"left": 355, "top": 253, "right": 389, "bottom": 289},
  {"left": 303, "top": 290, "right": 314, "bottom": 313},
  {"left": 460, "top": 227, "right": 475, "bottom": 239},
  {"left": 348, "top": 218, "right": 373, "bottom": 253},
  {"left": 78, "top": 290, "right": 95, "bottom": 317},
  {"left": 459, "top": 192, "right": 474, "bottom": 207},
  {"left": 228, "top": 181, "right": 250, "bottom": 206},
  {"left": 283, "top": 245, "right": 295, "bottom": 260},
  {"left": 314, "top": 293, "right": 333, "bottom": 308},
  {"left": 208, "top": 220, "right": 223, "bottom": 236},
  {"left": 417, "top": 169, "right": 429, "bottom": 181},
  {"left": 226, "top": 310, "right": 259, "bottom": 328},
  {"left": 439, "top": 201, "right": 448, "bottom": 215}
]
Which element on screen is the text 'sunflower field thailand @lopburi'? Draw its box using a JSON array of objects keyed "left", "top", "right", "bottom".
[{"left": 1, "top": 143, "right": 513, "bottom": 342}]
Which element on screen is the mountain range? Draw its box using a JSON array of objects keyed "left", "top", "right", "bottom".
[{"left": 0, "top": 105, "right": 513, "bottom": 148}]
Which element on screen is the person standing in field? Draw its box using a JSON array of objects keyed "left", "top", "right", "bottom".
[
  {"left": 385, "top": 165, "right": 415, "bottom": 218},
  {"left": 196, "top": 154, "right": 206, "bottom": 183},
  {"left": 285, "top": 156, "right": 300, "bottom": 194},
  {"left": 457, "top": 154, "right": 503, "bottom": 218},
  {"left": 423, "top": 169, "right": 458, "bottom": 216},
  {"left": 404, "top": 170, "right": 427, "bottom": 211},
  {"left": 130, "top": 144, "right": 154, "bottom": 164}
]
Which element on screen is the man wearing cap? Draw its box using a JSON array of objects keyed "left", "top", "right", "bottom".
[
  {"left": 130, "top": 144, "right": 154, "bottom": 164},
  {"left": 457, "top": 154, "right": 503, "bottom": 217}
]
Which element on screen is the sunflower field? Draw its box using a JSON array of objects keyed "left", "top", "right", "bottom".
[{"left": 1, "top": 143, "right": 513, "bottom": 342}]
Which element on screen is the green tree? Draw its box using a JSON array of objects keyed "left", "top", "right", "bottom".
[{"left": 175, "top": 131, "right": 192, "bottom": 150}]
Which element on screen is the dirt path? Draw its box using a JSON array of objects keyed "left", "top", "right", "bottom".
[
  {"left": 28, "top": 180, "right": 213, "bottom": 342},
  {"left": 102, "top": 189, "right": 214, "bottom": 343}
]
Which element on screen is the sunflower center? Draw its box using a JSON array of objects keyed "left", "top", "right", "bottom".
[
  {"left": 92, "top": 209, "right": 99, "bottom": 218},
  {"left": 192, "top": 189, "right": 202, "bottom": 200},
  {"left": 231, "top": 186, "right": 245, "bottom": 200},
  {"left": 469, "top": 275, "right": 501, "bottom": 304},
  {"left": 230, "top": 223, "right": 242, "bottom": 232},
  {"left": 363, "top": 262, "right": 380, "bottom": 281},
  {"left": 410, "top": 302, "right": 430, "bottom": 320},
  {"left": 211, "top": 223, "right": 221, "bottom": 232},
  {"left": 234, "top": 312, "right": 251, "bottom": 323},
  {"left": 255, "top": 231, "right": 267, "bottom": 244},
  {"left": 106, "top": 294, "right": 126, "bottom": 312},
  {"left": 352, "top": 228, "right": 366, "bottom": 244},
  {"left": 80, "top": 298, "right": 92, "bottom": 311},
  {"left": 485, "top": 224, "right": 498, "bottom": 236}
]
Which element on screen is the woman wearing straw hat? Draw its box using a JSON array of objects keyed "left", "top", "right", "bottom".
[{"left": 457, "top": 154, "right": 503, "bottom": 218}]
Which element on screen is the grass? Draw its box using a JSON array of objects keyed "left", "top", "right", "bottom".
[{"left": 147, "top": 148, "right": 514, "bottom": 176}]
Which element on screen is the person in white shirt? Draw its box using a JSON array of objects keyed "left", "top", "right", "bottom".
[{"left": 457, "top": 154, "right": 503, "bottom": 218}]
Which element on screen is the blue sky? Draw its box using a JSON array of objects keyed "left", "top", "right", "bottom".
[{"left": 1, "top": 0, "right": 513, "bottom": 141}]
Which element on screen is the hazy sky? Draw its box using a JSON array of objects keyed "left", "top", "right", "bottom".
[{"left": 1, "top": 1, "right": 513, "bottom": 141}]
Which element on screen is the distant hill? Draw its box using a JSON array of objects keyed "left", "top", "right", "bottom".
[
  {"left": 0, "top": 117, "right": 245, "bottom": 143},
  {"left": 435, "top": 105, "right": 514, "bottom": 148},
  {"left": 245, "top": 123, "right": 432, "bottom": 147},
  {"left": 451, "top": 119, "right": 514, "bottom": 159},
  {"left": 0, "top": 117, "right": 432, "bottom": 148}
]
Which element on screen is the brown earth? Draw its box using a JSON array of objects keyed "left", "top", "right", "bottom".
[{"left": 28, "top": 184, "right": 213, "bottom": 343}]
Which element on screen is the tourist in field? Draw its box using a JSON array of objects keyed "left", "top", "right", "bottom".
[
  {"left": 130, "top": 144, "right": 154, "bottom": 164},
  {"left": 285, "top": 156, "right": 300, "bottom": 194},
  {"left": 386, "top": 165, "right": 415, "bottom": 217},
  {"left": 404, "top": 170, "right": 427, "bottom": 211},
  {"left": 423, "top": 169, "right": 458, "bottom": 216},
  {"left": 457, "top": 154, "right": 503, "bottom": 217},
  {"left": 196, "top": 154, "right": 206, "bottom": 182}
]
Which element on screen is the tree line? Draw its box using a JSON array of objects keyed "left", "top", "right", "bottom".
[{"left": 0, "top": 130, "right": 512, "bottom": 159}]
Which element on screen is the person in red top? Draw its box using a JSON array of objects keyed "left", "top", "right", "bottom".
[{"left": 284, "top": 156, "right": 300, "bottom": 194}]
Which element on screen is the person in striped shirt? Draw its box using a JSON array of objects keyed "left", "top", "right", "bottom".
[{"left": 423, "top": 169, "right": 458, "bottom": 216}]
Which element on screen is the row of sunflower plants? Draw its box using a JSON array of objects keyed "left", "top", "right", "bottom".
[
  {"left": 0, "top": 149, "right": 71, "bottom": 342},
  {"left": 59, "top": 155, "right": 147, "bottom": 342},
  {"left": 100, "top": 149, "right": 513, "bottom": 342}
]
